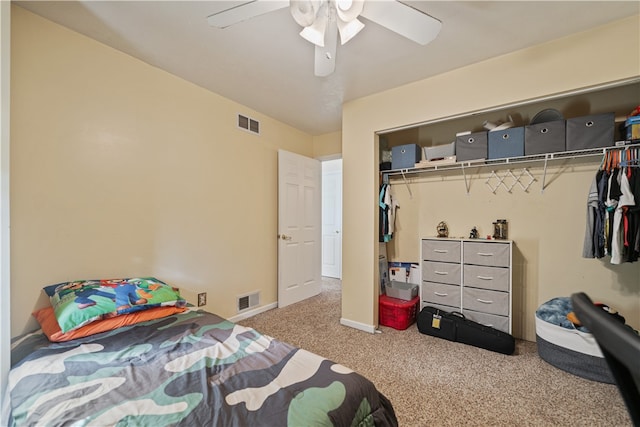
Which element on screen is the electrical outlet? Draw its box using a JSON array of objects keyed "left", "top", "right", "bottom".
[{"left": 197, "top": 292, "right": 207, "bottom": 307}]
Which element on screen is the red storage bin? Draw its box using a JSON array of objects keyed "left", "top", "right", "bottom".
[{"left": 379, "top": 295, "right": 419, "bottom": 330}]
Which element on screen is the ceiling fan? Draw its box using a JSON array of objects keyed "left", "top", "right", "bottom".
[{"left": 207, "top": 0, "right": 441, "bottom": 77}]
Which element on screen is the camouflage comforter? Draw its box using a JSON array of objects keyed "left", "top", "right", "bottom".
[{"left": 8, "top": 309, "right": 397, "bottom": 426}]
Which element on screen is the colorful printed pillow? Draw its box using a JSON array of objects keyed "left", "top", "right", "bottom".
[
  {"left": 33, "top": 305, "right": 188, "bottom": 342},
  {"left": 43, "top": 277, "right": 186, "bottom": 333}
]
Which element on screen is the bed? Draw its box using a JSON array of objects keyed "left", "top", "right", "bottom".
[{"left": 7, "top": 278, "right": 397, "bottom": 426}]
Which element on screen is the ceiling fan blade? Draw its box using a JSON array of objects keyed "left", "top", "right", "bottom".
[
  {"left": 207, "top": 0, "right": 289, "bottom": 29},
  {"left": 314, "top": 10, "right": 338, "bottom": 77},
  {"left": 360, "top": 0, "right": 442, "bottom": 45}
]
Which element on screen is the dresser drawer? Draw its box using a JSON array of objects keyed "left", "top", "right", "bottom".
[
  {"left": 463, "top": 242, "right": 510, "bottom": 267},
  {"left": 463, "top": 287, "right": 509, "bottom": 316},
  {"left": 422, "top": 239, "right": 461, "bottom": 263},
  {"left": 463, "top": 265, "right": 509, "bottom": 292},
  {"left": 422, "top": 282, "right": 461, "bottom": 308},
  {"left": 422, "top": 261, "right": 461, "bottom": 285},
  {"left": 462, "top": 310, "right": 510, "bottom": 334}
]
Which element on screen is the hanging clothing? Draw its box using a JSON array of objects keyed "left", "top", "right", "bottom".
[
  {"left": 582, "top": 174, "right": 599, "bottom": 258},
  {"left": 625, "top": 164, "right": 640, "bottom": 262},
  {"left": 378, "top": 183, "right": 398, "bottom": 243},
  {"left": 611, "top": 171, "right": 635, "bottom": 264},
  {"left": 595, "top": 170, "right": 609, "bottom": 258},
  {"left": 379, "top": 184, "right": 388, "bottom": 242},
  {"left": 583, "top": 146, "right": 640, "bottom": 264},
  {"left": 605, "top": 169, "right": 621, "bottom": 255}
]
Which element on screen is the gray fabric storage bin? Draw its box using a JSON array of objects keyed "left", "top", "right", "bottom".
[
  {"left": 566, "top": 112, "right": 615, "bottom": 151},
  {"left": 488, "top": 127, "right": 524, "bottom": 159},
  {"left": 391, "top": 144, "right": 421, "bottom": 169},
  {"left": 455, "top": 131, "right": 487, "bottom": 161},
  {"left": 524, "top": 120, "right": 565, "bottom": 155}
]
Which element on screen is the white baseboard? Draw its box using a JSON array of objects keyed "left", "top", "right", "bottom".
[
  {"left": 340, "top": 317, "right": 377, "bottom": 334},
  {"left": 228, "top": 302, "right": 278, "bottom": 323}
]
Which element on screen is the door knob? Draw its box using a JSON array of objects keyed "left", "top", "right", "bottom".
[{"left": 279, "top": 234, "right": 292, "bottom": 241}]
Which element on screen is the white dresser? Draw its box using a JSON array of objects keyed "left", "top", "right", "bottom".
[{"left": 420, "top": 237, "right": 513, "bottom": 334}]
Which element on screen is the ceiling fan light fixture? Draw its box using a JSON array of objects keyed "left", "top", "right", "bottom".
[
  {"left": 298, "top": 1, "right": 329, "bottom": 47},
  {"left": 337, "top": 17, "right": 364, "bottom": 45},
  {"left": 300, "top": 23, "right": 327, "bottom": 47},
  {"left": 290, "top": 0, "right": 322, "bottom": 27},
  {"left": 335, "top": 0, "right": 364, "bottom": 23}
]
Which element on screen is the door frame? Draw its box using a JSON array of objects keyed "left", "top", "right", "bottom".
[{"left": 321, "top": 158, "right": 342, "bottom": 279}]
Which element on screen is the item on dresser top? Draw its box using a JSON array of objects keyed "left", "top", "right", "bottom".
[
  {"left": 469, "top": 226, "right": 479, "bottom": 239},
  {"left": 436, "top": 221, "right": 449, "bottom": 238},
  {"left": 492, "top": 219, "right": 508, "bottom": 240},
  {"left": 417, "top": 306, "right": 515, "bottom": 355}
]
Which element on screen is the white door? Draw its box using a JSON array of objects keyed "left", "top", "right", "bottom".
[
  {"left": 278, "top": 150, "right": 321, "bottom": 308},
  {"left": 321, "top": 159, "right": 342, "bottom": 278}
]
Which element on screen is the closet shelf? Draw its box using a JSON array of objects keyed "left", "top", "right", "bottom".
[{"left": 382, "top": 143, "right": 640, "bottom": 194}]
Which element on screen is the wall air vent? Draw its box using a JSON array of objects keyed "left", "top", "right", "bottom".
[
  {"left": 237, "top": 291, "right": 260, "bottom": 312},
  {"left": 237, "top": 113, "right": 260, "bottom": 135}
]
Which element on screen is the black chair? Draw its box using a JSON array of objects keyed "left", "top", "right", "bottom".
[{"left": 571, "top": 292, "right": 640, "bottom": 426}]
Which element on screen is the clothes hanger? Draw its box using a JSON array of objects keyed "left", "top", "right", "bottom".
[{"left": 619, "top": 147, "right": 639, "bottom": 167}]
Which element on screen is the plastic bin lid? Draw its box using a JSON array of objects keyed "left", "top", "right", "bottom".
[{"left": 530, "top": 108, "right": 564, "bottom": 125}]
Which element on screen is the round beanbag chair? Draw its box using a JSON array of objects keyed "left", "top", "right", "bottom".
[{"left": 535, "top": 297, "right": 614, "bottom": 383}]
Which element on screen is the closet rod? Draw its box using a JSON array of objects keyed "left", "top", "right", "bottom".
[{"left": 382, "top": 143, "right": 640, "bottom": 194}]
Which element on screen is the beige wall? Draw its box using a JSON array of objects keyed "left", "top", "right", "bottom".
[
  {"left": 313, "top": 130, "right": 342, "bottom": 159},
  {"left": 342, "top": 15, "right": 640, "bottom": 340},
  {"left": 10, "top": 6, "right": 313, "bottom": 336}
]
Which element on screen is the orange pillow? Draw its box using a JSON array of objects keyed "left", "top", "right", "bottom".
[{"left": 34, "top": 305, "right": 187, "bottom": 342}]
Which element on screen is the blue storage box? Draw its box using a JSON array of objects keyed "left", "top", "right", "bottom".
[
  {"left": 488, "top": 127, "right": 525, "bottom": 159},
  {"left": 391, "top": 144, "right": 421, "bottom": 169},
  {"left": 626, "top": 116, "right": 640, "bottom": 141}
]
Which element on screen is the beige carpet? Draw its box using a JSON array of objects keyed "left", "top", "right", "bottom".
[{"left": 239, "top": 278, "right": 631, "bottom": 426}]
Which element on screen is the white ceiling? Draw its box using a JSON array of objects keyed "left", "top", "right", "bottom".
[{"left": 15, "top": 1, "right": 640, "bottom": 136}]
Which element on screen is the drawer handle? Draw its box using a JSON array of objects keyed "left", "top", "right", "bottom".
[
  {"left": 434, "top": 292, "right": 448, "bottom": 297},
  {"left": 477, "top": 252, "right": 494, "bottom": 257},
  {"left": 477, "top": 275, "right": 494, "bottom": 280},
  {"left": 434, "top": 271, "right": 448, "bottom": 275},
  {"left": 433, "top": 249, "right": 448, "bottom": 253},
  {"left": 477, "top": 298, "right": 494, "bottom": 304}
]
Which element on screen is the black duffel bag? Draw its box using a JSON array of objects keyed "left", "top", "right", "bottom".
[{"left": 417, "top": 306, "right": 515, "bottom": 355}]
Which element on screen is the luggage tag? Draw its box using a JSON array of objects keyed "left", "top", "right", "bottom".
[{"left": 432, "top": 312, "right": 442, "bottom": 329}]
